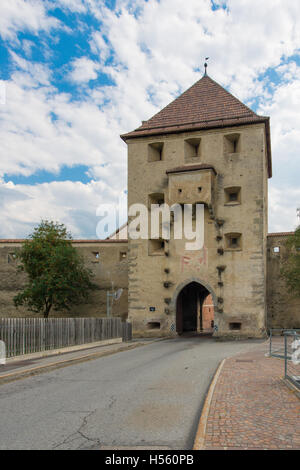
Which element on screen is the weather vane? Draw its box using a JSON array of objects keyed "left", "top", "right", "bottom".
[{"left": 204, "top": 57, "right": 209, "bottom": 76}]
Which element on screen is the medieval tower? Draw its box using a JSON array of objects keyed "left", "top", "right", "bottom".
[
  {"left": 122, "top": 74, "right": 272, "bottom": 337},
  {"left": 121, "top": 73, "right": 272, "bottom": 338}
]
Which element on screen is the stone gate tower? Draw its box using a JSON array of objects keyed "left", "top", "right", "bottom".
[{"left": 121, "top": 74, "right": 272, "bottom": 338}]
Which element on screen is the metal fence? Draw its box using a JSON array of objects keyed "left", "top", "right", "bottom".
[
  {"left": 284, "top": 332, "right": 300, "bottom": 390},
  {"left": 269, "top": 328, "right": 300, "bottom": 358},
  {"left": 0, "top": 317, "right": 132, "bottom": 358}
]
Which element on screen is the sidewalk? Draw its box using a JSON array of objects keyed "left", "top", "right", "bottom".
[
  {"left": 0, "top": 339, "right": 156, "bottom": 384},
  {"left": 195, "top": 341, "right": 300, "bottom": 450}
]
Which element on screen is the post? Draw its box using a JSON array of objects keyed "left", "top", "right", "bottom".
[
  {"left": 0, "top": 340, "right": 6, "bottom": 365},
  {"left": 269, "top": 329, "right": 272, "bottom": 356},
  {"left": 284, "top": 333, "right": 288, "bottom": 379},
  {"left": 199, "top": 295, "right": 203, "bottom": 332},
  {"left": 107, "top": 291, "right": 110, "bottom": 317}
]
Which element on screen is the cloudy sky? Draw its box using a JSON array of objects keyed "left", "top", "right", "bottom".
[{"left": 0, "top": 0, "right": 299, "bottom": 239}]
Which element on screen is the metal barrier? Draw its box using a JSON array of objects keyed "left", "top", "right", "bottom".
[
  {"left": 269, "top": 328, "right": 300, "bottom": 358},
  {"left": 284, "top": 331, "right": 300, "bottom": 390}
]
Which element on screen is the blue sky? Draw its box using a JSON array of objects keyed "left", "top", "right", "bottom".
[{"left": 0, "top": 0, "right": 300, "bottom": 238}]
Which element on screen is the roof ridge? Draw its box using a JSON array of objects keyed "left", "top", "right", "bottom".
[{"left": 139, "top": 113, "right": 258, "bottom": 131}]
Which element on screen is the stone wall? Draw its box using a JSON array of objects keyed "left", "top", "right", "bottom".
[
  {"left": 1, "top": 233, "right": 299, "bottom": 331},
  {"left": 267, "top": 233, "right": 300, "bottom": 329},
  {"left": 202, "top": 294, "right": 214, "bottom": 330},
  {"left": 0, "top": 240, "right": 128, "bottom": 319}
]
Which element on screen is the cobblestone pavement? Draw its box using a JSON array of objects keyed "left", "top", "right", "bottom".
[{"left": 203, "top": 341, "right": 300, "bottom": 450}]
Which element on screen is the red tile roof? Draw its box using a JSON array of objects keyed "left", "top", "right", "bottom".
[
  {"left": 267, "top": 232, "right": 294, "bottom": 238},
  {"left": 121, "top": 75, "right": 272, "bottom": 177}
]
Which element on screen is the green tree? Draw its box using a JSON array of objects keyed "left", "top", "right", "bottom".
[
  {"left": 14, "top": 220, "right": 97, "bottom": 318},
  {"left": 281, "top": 226, "right": 300, "bottom": 298}
]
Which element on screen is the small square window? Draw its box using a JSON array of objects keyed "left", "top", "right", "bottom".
[
  {"left": 148, "top": 142, "right": 164, "bottom": 162},
  {"left": 92, "top": 251, "right": 100, "bottom": 262},
  {"left": 120, "top": 251, "right": 127, "bottom": 261},
  {"left": 147, "top": 322, "right": 161, "bottom": 330},
  {"left": 148, "top": 193, "right": 165, "bottom": 209},
  {"left": 229, "top": 322, "right": 242, "bottom": 331},
  {"left": 224, "top": 187, "right": 241, "bottom": 205},
  {"left": 184, "top": 138, "right": 201, "bottom": 161},
  {"left": 231, "top": 237, "right": 238, "bottom": 247},
  {"left": 225, "top": 233, "right": 242, "bottom": 250},
  {"left": 8, "top": 253, "right": 17, "bottom": 264},
  {"left": 273, "top": 246, "right": 280, "bottom": 253},
  {"left": 149, "top": 239, "right": 165, "bottom": 255},
  {"left": 224, "top": 133, "right": 241, "bottom": 154}
]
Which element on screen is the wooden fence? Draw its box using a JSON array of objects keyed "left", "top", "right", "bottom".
[
  {"left": 122, "top": 320, "right": 132, "bottom": 343},
  {"left": 0, "top": 317, "right": 132, "bottom": 358}
]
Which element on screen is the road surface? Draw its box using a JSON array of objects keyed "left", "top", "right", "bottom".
[{"left": 0, "top": 336, "right": 262, "bottom": 450}]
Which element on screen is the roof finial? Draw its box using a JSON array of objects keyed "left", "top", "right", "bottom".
[{"left": 204, "top": 57, "right": 209, "bottom": 76}]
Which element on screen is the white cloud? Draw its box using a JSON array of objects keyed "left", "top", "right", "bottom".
[
  {"left": 9, "top": 50, "right": 52, "bottom": 86},
  {"left": 82, "top": 0, "right": 300, "bottom": 135},
  {"left": 0, "top": 0, "right": 60, "bottom": 41},
  {"left": 257, "top": 64, "right": 300, "bottom": 231},
  {"left": 54, "top": 0, "right": 87, "bottom": 14},
  {"left": 89, "top": 32, "right": 110, "bottom": 62},
  {"left": 0, "top": 180, "right": 124, "bottom": 239},
  {"left": 22, "top": 39, "right": 35, "bottom": 58},
  {"left": 69, "top": 57, "right": 100, "bottom": 83},
  {"left": 269, "top": 186, "right": 300, "bottom": 233},
  {"left": 0, "top": 56, "right": 127, "bottom": 180}
]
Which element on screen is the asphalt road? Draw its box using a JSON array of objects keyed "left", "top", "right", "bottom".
[{"left": 0, "top": 336, "right": 263, "bottom": 450}]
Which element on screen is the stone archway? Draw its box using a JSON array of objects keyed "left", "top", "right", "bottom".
[{"left": 171, "top": 278, "right": 217, "bottom": 335}]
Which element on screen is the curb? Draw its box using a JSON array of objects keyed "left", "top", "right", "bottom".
[
  {"left": 281, "top": 377, "right": 300, "bottom": 400},
  {"left": 0, "top": 342, "right": 146, "bottom": 385},
  {"left": 5, "top": 338, "right": 123, "bottom": 364},
  {"left": 193, "top": 358, "right": 226, "bottom": 450}
]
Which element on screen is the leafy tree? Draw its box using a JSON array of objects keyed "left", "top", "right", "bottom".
[
  {"left": 14, "top": 220, "right": 97, "bottom": 318},
  {"left": 281, "top": 226, "right": 300, "bottom": 298}
]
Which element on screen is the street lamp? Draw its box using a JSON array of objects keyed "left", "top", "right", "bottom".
[{"left": 106, "top": 288, "right": 123, "bottom": 317}]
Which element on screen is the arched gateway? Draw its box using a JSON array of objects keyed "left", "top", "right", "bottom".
[{"left": 173, "top": 279, "right": 216, "bottom": 335}]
